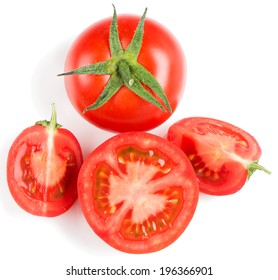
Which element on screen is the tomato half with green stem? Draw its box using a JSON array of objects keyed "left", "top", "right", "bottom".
[
  {"left": 58, "top": 5, "right": 186, "bottom": 132},
  {"left": 167, "top": 117, "right": 271, "bottom": 195},
  {"left": 78, "top": 132, "right": 199, "bottom": 254},
  {"left": 7, "top": 104, "right": 83, "bottom": 217}
]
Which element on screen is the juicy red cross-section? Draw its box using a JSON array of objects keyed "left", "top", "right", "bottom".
[{"left": 78, "top": 132, "right": 199, "bottom": 253}]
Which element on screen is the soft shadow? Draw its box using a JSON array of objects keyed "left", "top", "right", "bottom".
[{"left": 52, "top": 201, "right": 118, "bottom": 256}]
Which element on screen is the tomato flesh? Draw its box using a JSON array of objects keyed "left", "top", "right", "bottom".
[
  {"left": 7, "top": 126, "right": 83, "bottom": 216},
  {"left": 78, "top": 132, "right": 199, "bottom": 253},
  {"left": 167, "top": 117, "right": 262, "bottom": 195}
]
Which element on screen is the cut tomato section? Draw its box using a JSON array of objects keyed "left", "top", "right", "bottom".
[
  {"left": 7, "top": 105, "right": 83, "bottom": 216},
  {"left": 78, "top": 132, "right": 199, "bottom": 253},
  {"left": 167, "top": 117, "right": 270, "bottom": 195}
]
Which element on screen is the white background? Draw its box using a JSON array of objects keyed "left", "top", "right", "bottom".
[{"left": 0, "top": 0, "right": 277, "bottom": 279}]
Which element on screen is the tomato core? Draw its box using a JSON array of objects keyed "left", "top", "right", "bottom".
[
  {"left": 15, "top": 141, "right": 76, "bottom": 202},
  {"left": 179, "top": 123, "right": 253, "bottom": 179},
  {"left": 92, "top": 146, "right": 184, "bottom": 241}
]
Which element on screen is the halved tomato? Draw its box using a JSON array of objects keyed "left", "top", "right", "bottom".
[
  {"left": 167, "top": 117, "right": 270, "bottom": 195},
  {"left": 78, "top": 132, "right": 199, "bottom": 253},
  {"left": 7, "top": 105, "right": 83, "bottom": 217}
]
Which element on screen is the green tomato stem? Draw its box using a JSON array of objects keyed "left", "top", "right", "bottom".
[
  {"left": 247, "top": 160, "right": 271, "bottom": 180},
  {"left": 36, "top": 103, "right": 62, "bottom": 131}
]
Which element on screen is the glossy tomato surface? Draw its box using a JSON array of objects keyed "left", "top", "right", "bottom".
[
  {"left": 78, "top": 132, "right": 198, "bottom": 253},
  {"left": 167, "top": 117, "right": 262, "bottom": 195},
  {"left": 7, "top": 125, "right": 83, "bottom": 217},
  {"left": 63, "top": 14, "right": 186, "bottom": 132}
]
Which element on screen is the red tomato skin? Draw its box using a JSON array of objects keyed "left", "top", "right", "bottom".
[
  {"left": 78, "top": 132, "right": 199, "bottom": 254},
  {"left": 167, "top": 117, "right": 262, "bottom": 195},
  {"left": 64, "top": 15, "right": 186, "bottom": 132},
  {"left": 7, "top": 125, "right": 83, "bottom": 217}
]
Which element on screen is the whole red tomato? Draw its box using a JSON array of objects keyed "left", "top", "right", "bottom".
[
  {"left": 60, "top": 6, "right": 186, "bottom": 132},
  {"left": 7, "top": 104, "right": 83, "bottom": 217}
]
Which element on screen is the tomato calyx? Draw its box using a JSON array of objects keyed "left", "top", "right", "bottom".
[
  {"left": 35, "top": 103, "right": 62, "bottom": 131},
  {"left": 247, "top": 160, "right": 271, "bottom": 180},
  {"left": 58, "top": 5, "right": 172, "bottom": 113}
]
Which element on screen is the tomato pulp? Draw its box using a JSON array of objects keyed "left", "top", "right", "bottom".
[
  {"left": 78, "top": 132, "right": 199, "bottom": 253},
  {"left": 62, "top": 8, "right": 186, "bottom": 132},
  {"left": 167, "top": 117, "right": 270, "bottom": 195}
]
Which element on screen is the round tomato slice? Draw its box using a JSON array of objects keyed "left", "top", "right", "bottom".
[
  {"left": 167, "top": 117, "right": 270, "bottom": 195},
  {"left": 78, "top": 132, "right": 199, "bottom": 253},
  {"left": 7, "top": 105, "right": 83, "bottom": 217}
]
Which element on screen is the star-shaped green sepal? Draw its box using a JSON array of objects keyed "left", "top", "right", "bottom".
[{"left": 58, "top": 5, "right": 172, "bottom": 114}]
